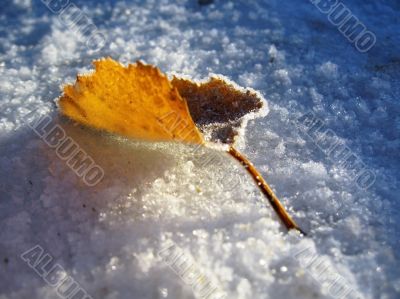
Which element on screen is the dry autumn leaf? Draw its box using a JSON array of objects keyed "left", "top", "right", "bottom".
[
  {"left": 172, "top": 76, "right": 264, "bottom": 144},
  {"left": 58, "top": 57, "right": 304, "bottom": 234},
  {"left": 59, "top": 58, "right": 204, "bottom": 144}
]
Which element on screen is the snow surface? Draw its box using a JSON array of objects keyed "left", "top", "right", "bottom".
[{"left": 1, "top": 0, "right": 400, "bottom": 298}]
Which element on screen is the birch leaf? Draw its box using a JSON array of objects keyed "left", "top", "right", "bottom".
[
  {"left": 57, "top": 57, "right": 304, "bottom": 234},
  {"left": 59, "top": 58, "right": 204, "bottom": 145}
]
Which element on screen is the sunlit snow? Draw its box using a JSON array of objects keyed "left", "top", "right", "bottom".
[{"left": 0, "top": 1, "right": 399, "bottom": 299}]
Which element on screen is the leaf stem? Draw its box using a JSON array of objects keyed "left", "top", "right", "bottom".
[{"left": 228, "top": 146, "right": 306, "bottom": 235}]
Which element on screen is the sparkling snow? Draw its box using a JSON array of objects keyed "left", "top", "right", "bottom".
[{"left": 0, "top": 0, "right": 399, "bottom": 299}]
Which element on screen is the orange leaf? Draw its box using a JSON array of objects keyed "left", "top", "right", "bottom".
[{"left": 59, "top": 58, "right": 204, "bottom": 145}]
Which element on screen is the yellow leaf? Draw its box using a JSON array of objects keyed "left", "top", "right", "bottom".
[
  {"left": 57, "top": 57, "right": 304, "bottom": 234},
  {"left": 58, "top": 58, "right": 204, "bottom": 145}
]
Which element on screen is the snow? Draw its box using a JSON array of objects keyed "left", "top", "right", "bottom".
[{"left": 1, "top": 0, "right": 399, "bottom": 299}]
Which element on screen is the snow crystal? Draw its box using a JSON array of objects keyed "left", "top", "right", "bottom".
[{"left": 0, "top": 0, "right": 399, "bottom": 299}]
